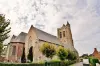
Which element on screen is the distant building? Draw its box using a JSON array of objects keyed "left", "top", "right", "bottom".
[
  {"left": 89, "top": 54, "right": 92, "bottom": 57},
  {"left": 6, "top": 22, "right": 78, "bottom": 62},
  {"left": 81, "top": 54, "right": 88, "bottom": 58},
  {"left": 92, "top": 48, "right": 100, "bottom": 59}
]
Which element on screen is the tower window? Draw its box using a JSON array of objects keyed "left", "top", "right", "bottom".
[
  {"left": 63, "top": 31, "right": 65, "bottom": 37},
  {"left": 60, "top": 32, "right": 62, "bottom": 38}
]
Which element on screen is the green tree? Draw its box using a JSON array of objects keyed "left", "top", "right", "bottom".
[
  {"left": 27, "top": 46, "right": 33, "bottom": 62},
  {"left": 21, "top": 47, "right": 26, "bottom": 63},
  {"left": 0, "top": 14, "right": 11, "bottom": 55},
  {"left": 0, "top": 44, "right": 3, "bottom": 55},
  {"left": 57, "top": 46, "right": 68, "bottom": 61},
  {"left": 67, "top": 50, "right": 77, "bottom": 60},
  {"left": 40, "top": 42, "right": 56, "bottom": 59}
]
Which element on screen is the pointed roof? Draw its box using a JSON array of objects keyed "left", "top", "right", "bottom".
[
  {"left": 32, "top": 26, "right": 61, "bottom": 45},
  {"left": 10, "top": 32, "right": 27, "bottom": 43},
  {"left": 15, "top": 32, "right": 27, "bottom": 43},
  {"left": 66, "top": 21, "right": 70, "bottom": 26},
  {"left": 10, "top": 35, "right": 17, "bottom": 42},
  {"left": 93, "top": 48, "right": 99, "bottom": 56},
  {"left": 10, "top": 25, "right": 61, "bottom": 45}
]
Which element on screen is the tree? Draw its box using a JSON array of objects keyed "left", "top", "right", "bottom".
[
  {"left": 21, "top": 47, "right": 26, "bottom": 63},
  {"left": 0, "top": 43, "right": 3, "bottom": 55},
  {"left": 0, "top": 14, "right": 11, "bottom": 55},
  {"left": 27, "top": 46, "right": 33, "bottom": 62},
  {"left": 67, "top": 50, "right": 77, "bottom": 60},
  {"left": 40, "top": 42, "right": 56, "bottom": 59},
  {"left": 57, "top": 46, "right": 68, "bottom": 61}
]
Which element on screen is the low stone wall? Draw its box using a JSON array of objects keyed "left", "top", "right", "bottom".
[{"left": 0, "top": 56, "right": 5, "bottom": 62}]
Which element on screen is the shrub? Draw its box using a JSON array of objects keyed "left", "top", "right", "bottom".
[
  {"left": 0, "top": 62, "right": 45, "bottom": 66},
  {"left": 67, "top": 50, "right": 77, "bottom": 60},
  {"left": 57, "top": 46, "right": 68, "bottom": 61},
  {"left": 40, "top": 42, "right": 56, "bottom": 59},
  {"left": 0, "top": 60, "right": 76, "bottom": 66},
  {"left": 89, "top": 57, "right": 99, "bottom": 66},
  {"left": 51, "top": 59, "right": 61, "bottom": 62}
]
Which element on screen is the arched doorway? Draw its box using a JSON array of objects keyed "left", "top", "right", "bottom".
[{"left": 27, "top": 46, "right": 33, "bottom": 62}]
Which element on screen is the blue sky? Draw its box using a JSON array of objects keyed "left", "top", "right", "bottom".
[{"left": 0, "top": 0, "right": 100, "bottom": 56}]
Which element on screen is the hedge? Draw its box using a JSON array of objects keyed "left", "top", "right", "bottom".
[
  {"left": 0, "top": 60, "right": 76, "bottom": 66},
  {"left": 89, "top": 57, "right": 99, "bottom": 66},
  {"left": 0, "top": 63, "right": 44, "bottom": 66}
]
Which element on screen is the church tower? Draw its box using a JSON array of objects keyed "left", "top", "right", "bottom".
[{"left": 57, "top": 21, "right": 74, "bottom": 46}]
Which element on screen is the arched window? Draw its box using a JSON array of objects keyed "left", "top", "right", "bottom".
[
  {"left": 63, "top": 31, "right": 65, "bottom": 37},
  {"left": 12, "top": 46, "right": 16, "bottom": 55},
  {"left": 60, "top": 32, "right": 62, "bottom": 38}
]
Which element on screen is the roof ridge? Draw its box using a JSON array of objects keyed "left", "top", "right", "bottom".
[
  {"left": 20, "top": 32, "right": 27, "bottom": 34},
  {"left": 34, "top": 27, "right": 57, "bottom": 38},
  {"left": 17, "top": 32, "right": 27, "bottom": 37},
  {"left": 10, "top": 32, "right": 27, "bottom": 43},
  {"left": 33, "top": 26, "right": 61, "bottom": 45}
]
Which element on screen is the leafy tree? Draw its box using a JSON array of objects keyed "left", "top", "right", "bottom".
[
  {"left": 21, "top": 47, "right": 26, "bottom": 63},
  {"left": 40, "top": 42, "right": 56, "bottom": 59},
  {"left": 67, "top": 50, "right": 77, "bottom": 60},
  {"left": 0, "top": 14, "right": 11, "bottom": 55},
  {"left": 0, "top": 43, "right": 3, "bottom": 55},
  {"left": 57, "top": 46, "right": 68, "bottom": 61},
  {"left": 27, "top": 46, "right": 33, "bottom": 62}
]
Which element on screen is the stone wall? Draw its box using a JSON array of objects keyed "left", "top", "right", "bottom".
[
  {"left": 25, "top": 26, "right": 38, "bottom": 62},
  {"left": 34, "top": 40, "right": 59, "bottom": 62},
  {"left": 57, "top": 24, "right": 74, "bottom": 46},
  {"left": 7, "top": 42, "right": 24, "bottom": 62}
]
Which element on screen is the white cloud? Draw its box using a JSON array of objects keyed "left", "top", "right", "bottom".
[{"left": 0, "top": 0, "right": 100, "bottom": 55}]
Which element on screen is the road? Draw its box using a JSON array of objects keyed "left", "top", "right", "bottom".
[{"left": 71, "top": 62, "right": 83, "bottom": 66}]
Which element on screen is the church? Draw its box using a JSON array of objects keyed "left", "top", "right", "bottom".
[{"left": 6, "top": 22, "right": 78, "bottom": 62}]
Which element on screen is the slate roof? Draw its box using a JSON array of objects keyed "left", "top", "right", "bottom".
[
  {"left": 10, "top": 32, "right": 27, "bottom": 43},
  {"left": 63, "top": 44, "right": 77, "bottom": 51},
  {"left": 10, "top": 27, "right": 61, "bottom": 45},
  {"left": 10, "top": 35, "right": 16, "bottom": 42},
  {"left": 34, "top": 27, "right": 62, "bottom": 45}
]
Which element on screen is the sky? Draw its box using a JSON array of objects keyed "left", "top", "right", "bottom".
[{"left": 0, "top": 0, "right": 100, "bottom": 56}]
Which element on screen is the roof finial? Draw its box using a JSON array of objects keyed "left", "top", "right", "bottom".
[
  {"left": 66, "top": 21, "right": 70, "bottom": 26},
  {"left": 67, "top": 21, "right": 70, "bottom": 25},
  {"left": 30, "top": 25, "right": 34, "bottom": 28}
]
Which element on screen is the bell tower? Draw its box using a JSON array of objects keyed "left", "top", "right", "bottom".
[{"left": 57, "top": 21, "right": 74, "bottom": 46}]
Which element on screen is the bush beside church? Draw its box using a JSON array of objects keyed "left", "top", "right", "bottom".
[{"left": 0, "top": 60, "right": 76, "bottom": 66}]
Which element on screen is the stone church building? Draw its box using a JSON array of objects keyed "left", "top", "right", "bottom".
[{"left": 6, "top": 22, "right": 78, "bottom": 62}]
